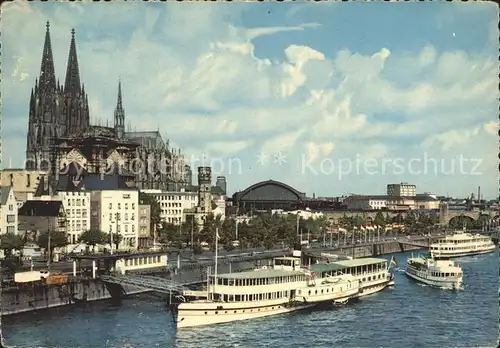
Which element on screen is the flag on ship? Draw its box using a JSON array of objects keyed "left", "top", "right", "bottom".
[{"left": 389, "top": 256, "right": 398, "bottom": 267}]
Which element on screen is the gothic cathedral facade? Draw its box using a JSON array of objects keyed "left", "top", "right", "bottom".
[{"left": 25, "top": 22, "right": 191, "bottom": 190}]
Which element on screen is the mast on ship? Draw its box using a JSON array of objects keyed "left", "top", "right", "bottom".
[
  {"left": 0, "top": 258, "right": 5, "bottom": 348},
  {"left": 213, "top": 227, "right": 220, "bottom": 301}
]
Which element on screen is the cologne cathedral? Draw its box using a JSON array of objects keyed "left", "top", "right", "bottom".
[{"left": 26, "top": 22, "right": 191, "bottom": 190}]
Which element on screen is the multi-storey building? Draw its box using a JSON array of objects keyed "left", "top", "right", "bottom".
[
  {"left": 33, "top": 191, "right": 91, "bottom": 244},
  {"left": 138, "top": 204, "right": 151, "bottom": 247},
  {"left": 387, "top": 182, "right": 417, "bottom": 197},
  {"left": 90, "top": 189, "right": 139, "bottom": 249},
  {"left": 215, "top": 176, "right": 227, "bottom": 195},
  {"left": 143, "top": 189, "right": 198, "bottom": 224},
  {"left": 18, "top": 201, "right": 68, "bottom": 243},
  {"left": 344, "top": 194, "right": 439, "bottom": 211},
  {"left": 0, "top": 186, "right": 18, "bottom": 235}
]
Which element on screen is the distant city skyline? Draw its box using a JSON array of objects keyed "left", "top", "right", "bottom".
[{"left": 1, "top": 2, "right": 498, "bottom": 198}]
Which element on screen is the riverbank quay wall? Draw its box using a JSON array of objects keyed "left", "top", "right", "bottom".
[{"left": 1, "top": 276, "right": 148, "bottom": 316}]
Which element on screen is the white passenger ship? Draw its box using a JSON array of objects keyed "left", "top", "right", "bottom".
[
  {"left": 429, "top": 229, "right": 496, "bottom": 259},
  {"left": 309, "top": 257, "right": 394, "bottom": 297},
  {"left": 172, "top": 255, "right": 360, "bottom": 328},
  {"left": 405, "top": 254, "right": 463, "bottom": 290}
]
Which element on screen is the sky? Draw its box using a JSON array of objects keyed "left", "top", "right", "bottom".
[{"left": 1, "top": 1, "right": 498, "bottom": 199}]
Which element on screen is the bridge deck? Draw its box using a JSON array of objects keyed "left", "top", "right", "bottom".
[{"left": 100, "top": 274, "right": 193, "bottom": 294}]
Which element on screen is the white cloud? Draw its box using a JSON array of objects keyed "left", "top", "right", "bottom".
[{"left": 1, "top": 3, "right": 497, "bottom": 198}]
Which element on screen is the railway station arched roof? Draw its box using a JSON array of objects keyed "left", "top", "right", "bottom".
[{"left": 234, "top": 180, "right": 305, "bottom": 202}]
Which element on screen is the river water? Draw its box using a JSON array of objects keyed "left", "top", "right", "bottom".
[{"left": 3, "top": 250, "right": 499, "bottom": 348}]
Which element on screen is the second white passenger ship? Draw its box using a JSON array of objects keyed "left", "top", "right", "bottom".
[
  {"left": 429, "top": 229, "right": 496, "bottom": 259},
  {"left": 172, "top": 252, "right": 360, "bottom": 328},
  {"left": 405, "top": 254, "right": 463, "bottom": 290}
]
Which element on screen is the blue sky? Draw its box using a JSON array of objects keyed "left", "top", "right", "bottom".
[{"left": 1, "top": 2, "right": 498, "bottom": 198}]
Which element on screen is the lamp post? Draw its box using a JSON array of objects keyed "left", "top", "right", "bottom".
[
  {"left": 190, "top": 216, "right": 194, "bottom": 249},
  {"left": 46, "top": 217, "right": 51, "bottom": 272}
]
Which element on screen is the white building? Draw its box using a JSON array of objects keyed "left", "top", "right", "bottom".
[
  {"left": 345, "top": 194, "right": 439, "bottom": 211},
  {"left": 90, "top": 190, "right": 139, "bottom": 249},
  {"left": 34, "top": 191, "right": 91, "bottom": 244},
  {"left": 387, "top": 182, "right": 417, "bottom": 197},
  {"left": 212, "top": 195, "right": 227, "bottom": 220},
  {"left": 143, "top": 189, "right": 198, "bottom": 225},
  {"left": 272, "top": 208, "right": 324, "bottom": 220},
  {"left": 0, "top": 186, "right": 18, "bottom": 235}
]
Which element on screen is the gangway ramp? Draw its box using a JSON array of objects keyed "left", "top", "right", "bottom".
[{"left": 100, "top": 274, "right": 187, "bottom": 294}]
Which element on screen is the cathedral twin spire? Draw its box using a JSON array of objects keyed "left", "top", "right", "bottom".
[
  {"left": 64, "top": 28, "right": 81, "bottom": 95},
  {"left": 26, "top": 21, "right": 127, "bottom": 169},
  {"left": 39, "top": 21, "right": 57, "bottom": 93},
  {"left": 26, "top": 21, "right": 90, "bottom": 169}
]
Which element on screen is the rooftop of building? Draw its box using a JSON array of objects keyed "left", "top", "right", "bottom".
[
  {"left": 18, "top": 200, "right": 63, "bottom": 217},
  {"left": 0, "top": 186, "right": 13, "bottom": 205},
  {"left": 35, "top": 172, "right": 137, "bottom": 196},
  {"left": 347, "top": 194, "right": 438, "bottom": 201}
]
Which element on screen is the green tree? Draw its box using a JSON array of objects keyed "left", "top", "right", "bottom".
[
  {"left": 107, "top": 233, "right": 123, "bottom": 250},
  {"left": 199, "top": 213, "right": 223, "bottom": 250},
  {"left": 393, "top": 213, "right": 404, "bottom": 224},
  {"left": 139, "top": 191, "right": 161, "bottom": 234},
  {"left": 0, "top": 233, "right": 24, "bottom": 257},
  {"left": 38, "top": 231, "right": 69, "bottom": 259},
  {"left": 404, "top": 212, "right": 416, "bottom": 226},
  {"left": 79, "top": 230, "right": 108, "bottom": 247},
  {"left": 429, "top": 214, "right": 440, "bottom": 225},
  {"left": 158, "top": 222, "right": 181, "bottom": 247},
  {"left": 374, "top": 212, "right": 386, "bottom": 227},
  {"left": 181, "top": 215, "right": 199, "bottom": 247}
]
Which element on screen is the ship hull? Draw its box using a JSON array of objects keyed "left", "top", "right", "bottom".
[{"left": 432, "top": 246, "right": 496, "bottom": 260}]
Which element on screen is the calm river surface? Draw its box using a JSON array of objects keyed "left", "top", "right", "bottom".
[{"left": 3, "top": 250, "right": 499, "bottom": 348}]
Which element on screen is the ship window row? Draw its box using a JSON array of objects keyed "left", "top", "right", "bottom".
[
  {"left": 431, "top": 244, "right": 491, "bottom": 251},
  {"left": 437, "top": 238, "right": 490, "bottom": 244},
  {"left": 213, "top": 274, "right": 306, "bottom": 286},
  {"left": 361, "top": 274, "right": 384, "bottom": 282},
  {"left": 431, "top": 272, "right": 462, "bottom": 277},
  {"left": 218, "top": 291, "right": 290, "bottom": 302},
  {"left": 124, "top": 255, "right": 161, "bottom": 266},
  {"left": 204, "top": 305, "right": 284, "bottom": 315},
  {"left": 297, "top": 283, "right": 354, "bottom": 295},
  {"left": 320, "top": 262, "right": 386, "bottom": 278}
]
